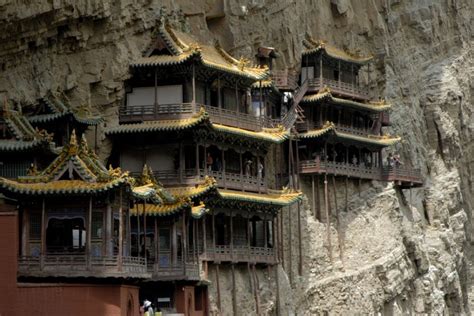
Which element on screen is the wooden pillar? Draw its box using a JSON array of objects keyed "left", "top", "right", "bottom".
[
  {"left": 204, "top": 145, "right": 207, "bottom": 176},
  {"left": 263, "top": 217, "right": 267, "bottom": 251},
  {"left": 196, "top": 143, "right": 200, "bottom": 177},
  {"left": 21, "top": 208, "right": 28, "bottom": 257},
  {"left": 297, "top": 201, "right": 303, "bottom": 276},
  {"left": 143, "top": 202, "right": 147, "bottom": 264},
  {"left": 316, "top": 175, "right": 321, "bottom": 221},
  {"left": 230, "top": 210, "right": 234, "bottom": 261},
  {"left": 154, "top": 216, "right": 158, "bottom": 268},
  {"left": 217, "top": 77, "right": 222, "bottom": 109},
  {"left": 319, "top": 54, "right": 323, "bottom": 82},
  {"left": 179, "top": 142, "right": 184, "bottom": 182},
  {"left": 311, "top": 175, "right": 316, "bottom": 219},
  {"left": 40, "top": 198, "right": 46, "bottom": 270},
  {"left": 127, "top": 204, "right": 131, "bottom": 256},
  {"left": 259, "top": 81, "right": 263, "bottom": 117},
  {"left": 106, "top": 202, "right": 112, "bottom": 257},
  {"left": 247, "top": 211, "right": 251, "bottom": 260},
  {"left": 275, "top": 265, "right": 280, "bottom": 316},
  {"left": 215, "top": 264, "right": 222, "bottom": 312},
  {"left": 202, "top": 216, "right": 207, "bottom": 254},
  {"left": 257, "top": 155, "right": 261, "bottom": 193},
  {"left": 118, "top": 189, "right": 123, "bottom": 271},
  {"left": 154, "top": 67, "right": 158, "bottom": 106},
  {"left": 324, "top": 174, "right": 332, "bottom": 262},
  {"left": 280, "top": 209, "right": 285, "bottom": 269},
  {"left": 182, "top": 212, "right": 187, "bottom": 275},
  {"left": 288, "top": 206, "right": 293, "bottom": 285},
  {"left": 239, "top": 150, "right": 243, "bottom": 191},
  {"left": 231, "top": 264, "right": 237, "bottom": 316},
  {"left": 295, "top": 140, "right": 300, "bottom": 190},
  {"left": 332, "top": 175, "right": 343, "bottom": 264},
  {"left": 87, "top": 196, "right": 92, "bottom": 269},
  {"left": 338, "top": 60, "right": 341, "bottom": 88},
  {"left": 212, "top": 211, "right": 216, "bottom": 249},
  {"left": 222, "top": 149, "right": 226, "bottom": 189},
  {"left": 272, "top": 217, "right": 277, "bottom": 263},
  {"left": 137, "top": 207, "right": 141, "bottom": 257},
  {"left": 235, "top": 83, "right": 239, "bottom": 113},
  {"left": 172, "top": 219, "right": 177, "bottom": 264},
  {"left": 192, "top": 62, "right": 196, "bottom": 104}
]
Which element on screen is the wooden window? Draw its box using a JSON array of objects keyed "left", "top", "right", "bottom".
[
  {"left": 29, "top": 211, "right": 41, "bottom": 240},
  {"left": 91, "top": 211, "right": 103, "bottom": 239}
]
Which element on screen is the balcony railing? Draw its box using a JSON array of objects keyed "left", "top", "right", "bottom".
[
  {"left": 0, "top": 162, "right": 30, "bottom": 178},
  {"left": 299, "top": 160, "right": 422, "bottom": 186},
  {"left": 147, "top": 254, "right": 201, "bottom": 281},
  {"left": 140, "top": 169, "right": 268, "bottom": 193},
  {"left": 202, "top": 245, "right": 276, "bottom": 264},
  {"left": 308, "top": 77, "right": 369, "bottom": 100},
  {"left": 18, "top": 255, "right": 149, "bottom": 278},
  {"left": 296, "top": 121, "right": 378, "bottom": 136},
  {"left": 119, "top": 103, "right": 282, "bottom": 132}
]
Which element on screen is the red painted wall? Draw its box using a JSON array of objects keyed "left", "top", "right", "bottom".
[{"left": 0, "top": 208, "right": 139, "bottom": 316}]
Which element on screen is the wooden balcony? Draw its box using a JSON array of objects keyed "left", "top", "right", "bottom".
[
  {"left": 202, "top": 245, "right": 276, "bottom": 264},
  {"left": 308, "top": 78, "right": 369, "bottom": 101},
  {"left": 148, "top": 261, "right": 200, "bottom": 281},
  {"left": 18, "top": 255, "right": 149, "bottom": 278},
  {"left": 146, "top": 169, "right": 269, "bottom": 193},
  {"left": 119, "top": 103, "right": 281, "bottom": 132},
  {"left": 272, "top": 70, "right": 299, "bottom": 91},
  {"left": 299, "top": 160, "right": 422, "bottom": 187}
]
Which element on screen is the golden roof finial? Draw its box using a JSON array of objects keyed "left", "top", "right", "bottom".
[
  {"left": 188, "top": 42, "right": 202, "bottom": 53},
  {"left": 68, "top": 129, "right": 78, "bottom": 155},
  {"left": 27, "top": 163, "right": 38, "bottom": 176}
]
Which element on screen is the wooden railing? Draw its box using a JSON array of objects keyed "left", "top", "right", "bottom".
[
  {"left": 119, "top": 102, "right": 197, "bottom": 122},
  {"left": 308, "top": 77, "right": 369, "bottom": 100},
  {"left": 201, "top": 169, "right": 267, "bottom": 192},
  {"left": 18, "top": 255, "right": 149, "bottom": 277},
  {"left": 148, "top": 260, "right": 200, "bottom": 281},
  {"left": 203, "top": 245, "right": 276, "bottom": 264},
  {"left": 299, "top": 160, "right": 422, "bottom": 186},
  {"left": 119, "top": 102, "right": 283, "bottom": 132},
  {"left": 296, "top": 121, "right": 378, "bottom": 136},
  {"left": 0, "top": 162, "right": 30, "bottom": 178}
]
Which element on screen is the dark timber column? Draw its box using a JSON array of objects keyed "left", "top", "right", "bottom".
[
  {"left": 179, "top": 142, "right": 184, "bottom": 182},
  {"left": 215, "top": 264, "right": 222, "bottom": 312},
  {"left": 40, "top": 198, "right": 46, "bottom": 270},
  {"left": 247, "top": 211, "right": 251, "bottom": 261},
  {"left": 212, "top": 211, "right": 216, "bottom": 251},
  {"left": 143, "top": 202, "right": 147, "bottom": 265},
  {"left": 222, "top": 149, "right": 226, "bottom": 189},
  {"left": 127, "top": 205, "right": 131, "bottom": 256},
  {"left": 21, "top": 208, "right": 28, "bottom": 257},
  {"left": 218, "top": 77, "right": 222, "bottom": 109},
  {"left": 280, "top": 208, "right": 285, "bottom": 269},
  {"left": 182, "top": 212, "right": 187, "bottom": 275},
  {"left": 288, "top": 205, "right": 293, "bottom": 285},
  {"left": 196, "top": 144, "right": 200, "bottom": 178},
  {"left": 192, "top": 62, "right": 196, "bottom": 105},
  {"left": 239, "top": 150, "right": 243, "bottom": 191},
  {"left": 154, "top": 216, "right": 158, "bottom": 268},
  {"left": 324, "top": 174, "right": 332, "bottom": 262},
  {"left": 297, "top": 201, "right": 303, "bottom": 276},
  {"left": 235, "top": 83, "right": 239, "bottom": 114},
  {"left": 118, "top": 189, "right": 123, "bottom": 271},
  {"left": 87, "top": 196, "right": 92, "bottom": 269},
  {"left": 230, "top": 210, "right": 234, "bottom": 261},
  {"left": 202, "top": 216, "right": 207, "bottom": 254},
  {"left": 316, "top": 175, "right": 321, "bottom": 221},
  {"left": 154, "top": 67, "right": 158, "bottom": 106},
  {"left": 311, "top": 175, "right": 316, "bottom": 219},
  {"left": 231, "top": 264, "right": 237, "bottom": 316}
]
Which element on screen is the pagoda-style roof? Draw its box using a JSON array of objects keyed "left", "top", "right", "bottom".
[
  {"left": 0, "top": 107, "right": 53, "bottom": 152},
  {"left": 218, "top": 189, "right": 302, "bottom": 206},
  {"left": 26, "top": 95, "right": 103, "bottom": 126},
  {"left": 302, "top": 36, "right": 373, "bottom": 65},
  {"left": 130, "top": 176, "right": 217, "bottom": 218},
  {"left": 301, "top": 88, "right": 391, "bottom": 112},
  {"left": 132, "top": 20, "right": 268, "bottom": 81},
  {"left": 298, "top": 122, "right": 401, "bottom": 147},
  {"left": 107, "top": 107, "right": 289, "bottom": 144},
  {"left": 251, "top": 78, "right": 282, "bottom": 96},
  {"left": 0, "top": 130, "right": 130, "bottom": 196}
]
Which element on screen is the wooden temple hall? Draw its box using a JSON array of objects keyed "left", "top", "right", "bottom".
[{"left": 0, "top": 14, "right": 424, "bottom": 316}]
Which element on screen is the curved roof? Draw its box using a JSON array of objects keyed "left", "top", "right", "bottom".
[
  {"left": 132, "top": 22, "right": 269, "bottom": 81},
  {"left": 298, "top": 122, "right": 401, "bottom": 147},
  {"left": 302, "top": 89, "right": 391, "bottom": 112},
  {"left": 302, "top": 36, "right": 373, "bottom": 65},
  {"left": 0, "top": 130, "right": 130, "bottom": 196}
]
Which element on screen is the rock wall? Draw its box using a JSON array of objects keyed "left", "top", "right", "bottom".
[{"left": 1, "top": 0, "right": 472, "bottom": 314}]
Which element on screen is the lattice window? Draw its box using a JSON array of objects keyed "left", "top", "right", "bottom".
[
  {"left": 91, "top": 211, "right": 103, "bottom": 239},
  {"left": 29, "top": 211, "right": 41, "bottom": 240}
]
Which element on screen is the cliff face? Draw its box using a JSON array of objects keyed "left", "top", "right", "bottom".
[{"left": 0, "top": 0, "right": 472, "bottom": 314}]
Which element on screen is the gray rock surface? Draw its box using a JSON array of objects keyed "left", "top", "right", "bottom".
[{"left": 0, "top": 0, "right": 472, "bottom": 314}]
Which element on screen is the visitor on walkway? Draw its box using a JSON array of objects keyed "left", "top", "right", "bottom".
[
  {"left": 206, "top": 153, "right": 213, "bottom": 172},
  {"left": 257, "top": 162, "right": 264, "bottom": 179}
]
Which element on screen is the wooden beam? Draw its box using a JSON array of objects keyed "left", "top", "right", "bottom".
[
  {"left": 212, "top": 211, "right": 216, "bottom": 250},
  {"left": 196, "top": 143, "right": 200, "bottom": 177},
  {"left": 324, "top": 174, "right": 332, "bottom": 263},
  {"left": 215, "top": 264, "right": 222, "bottom": 312},
  {"left": 280, "top": 209, "right": 285, "bottom": 269},
  {"left": 202, "top": 216, "right": 207, "bottom": 253},
  {"left": 288, "top": 205, "right": 293, "bottom": 285},
  {"left": 230, "top": 210, "right": 234, "bottom": 261},
  {"left": 297, "top": 201, "right": 303, "bottom": 276},
  {"left": 332, "top": 175, "right": 343, "bottom": 264},
  {"left": 253, "top": 264, "right": 261, "bottom": 315},
  {"left": 316, "top": 175, "right": 321, "bottom": 221},
  {"left": 155, "top": 216, "right": 158, "bottom": 268},
  {"left": 127, "top": 204, "right": 131, "bottom": 256},
  {"left": 182, "top": 212, "right": 187, "bottom": 275},
  {"left": 311, "top": 175, "right": 316, "bottom": 220},
  {"left": 231, "top": 264, "right": 237, "bottom": 316},
  {"left": 143, "top": 202, "right": 147, "bottom": 264},
  {"left": 192, "top": 62, "right": 196, "bottom": 104},
  {"left": 275, "top": 265, "right": 280, "bottom": 316}
]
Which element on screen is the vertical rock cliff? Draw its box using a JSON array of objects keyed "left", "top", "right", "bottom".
[{"left": 0, "top": 0, "right": 472, "bottom": 314}]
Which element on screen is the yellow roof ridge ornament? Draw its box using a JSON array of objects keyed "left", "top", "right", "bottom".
[
  {"left": 68, "top": 129, "right": 79, "bottom": 155},
  {"left": 237, "top": 56, "right": 250, "bottom": 71}
]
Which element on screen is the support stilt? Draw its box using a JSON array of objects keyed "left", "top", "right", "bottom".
[
  {"left": 297, "top": 201, "right": 303, "bottom": 276},
  {"left": 215, "top": 264, "right": 221, "bottom": 312},
  {"left": 231, "top": 264, "right": 237, "bottom": 316},
  {"left": 324, "top": 174, "right": 332, "bottom": 263},
  {"left": 288, "top": 205, "right": 293, "bottom": 285},
  {"left": 332, "top": 175, "right": 343, "bottom": 264}
]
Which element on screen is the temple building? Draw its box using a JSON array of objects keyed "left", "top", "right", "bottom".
[
  {"left": 105, "top": 17, "right": 302, "bottom": 314},
  {"left": 0, "top": 103, "right": 55, "bottom": 178},
  {"left": 296, "top": 37, "right": 422, "bottom": 188}
]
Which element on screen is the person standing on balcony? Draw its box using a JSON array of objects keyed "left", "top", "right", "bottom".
[
  {"left": 387, "top": 153, "right": 394, "bottom": 167},
  {"left": 257, "top": 161, "right": 264, "bottom": 179},
  {"left": 246, "top": 159, "right": 253, "bottom": 177},
  {"left": 206, "top": 153, "right": 213, "bottom": 172},
  {"left": 351, "top": 154, "right": 358, "bottom": 165}
]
